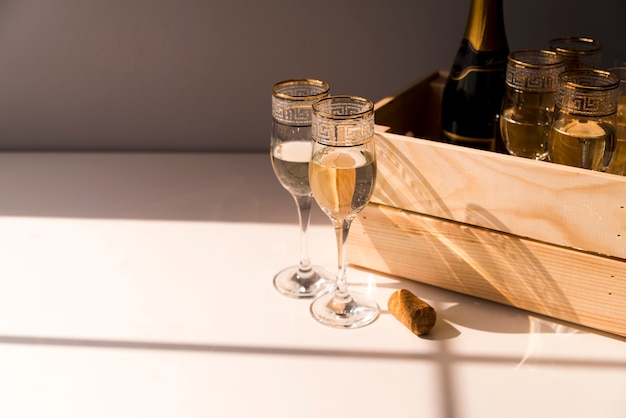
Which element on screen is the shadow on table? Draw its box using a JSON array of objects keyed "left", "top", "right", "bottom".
[
  {"left": 0, "top": 318, "right": 623, "bottom": 418},
  {"left": 371, "top": 276, "right": 626, "bottom": 342},
  {"left": 0, "top": 330, "right": 623, "bottom": 365}
]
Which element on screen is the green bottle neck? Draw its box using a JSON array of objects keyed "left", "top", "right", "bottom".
[{"left": 463, "top": 0, "right": 508, "bottom": 52}]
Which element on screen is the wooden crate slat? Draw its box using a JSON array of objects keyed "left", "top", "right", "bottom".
[{"left": 349, "top": 203, "right": 626, "bottom": 337}]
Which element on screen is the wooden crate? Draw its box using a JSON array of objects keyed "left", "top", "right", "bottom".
[{"left": 349, "top": 71, "right": 626, "bottom": 337}]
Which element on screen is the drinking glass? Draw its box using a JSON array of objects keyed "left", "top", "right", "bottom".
[
  {"left": 548, "top": 69, "right": 620, "bottom": 171},
  {"left": 270, "top": 79, "right": 335, "bottom": 298},
  {"left": 606, "top": 67, "right": 626, "bottom": 176},
  {"left": 500, "top": 49, "right": 565, "bottom": 160},
  {"left": 549, "top": 36, "right": 602, "bottom": 70},
  {"left": 309, "top": 96, "right": 379, "bottom": 329}
]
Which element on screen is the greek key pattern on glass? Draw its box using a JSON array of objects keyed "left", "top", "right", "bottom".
[
  {"left": 272, "top": 97, "right": 314, "bottom": 126},
  {"left": 312, "top": 120, "right": 375, "bottom": 146},
  {"left": 507, "top": 68, "right": 561, "bottom": 92},
  {"left": 557, "top": 88, "right": 620, "bottom": 116}
]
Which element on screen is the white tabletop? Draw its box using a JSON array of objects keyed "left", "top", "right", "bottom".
[{"left": 0, "top": 152, "right": 623, "bottom": 418}]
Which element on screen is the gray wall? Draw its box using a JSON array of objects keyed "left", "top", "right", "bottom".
[{"left": 0, "top": 0, "right": 624, "bottom": 152}]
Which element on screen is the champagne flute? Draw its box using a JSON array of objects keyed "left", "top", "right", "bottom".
[
  {"left": 270, "top": 79, "right": 336, "bottom": 298},
  {"left": 309, "top": 96, "right": 379, "bottom": 329},
  {"left": 548, "top": 69, "right": 620, "bottom": 171},
  {"left": 549, "top": 37, "right": 602, "bottom": 70},
  {"left": 500, "top": 49, "right": 564, "bottom": 160}
]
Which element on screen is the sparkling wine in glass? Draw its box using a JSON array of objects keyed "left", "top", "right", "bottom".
[
  {"left": 309, "top": 95, "right": 379, "bottom": 329},
  {"left": 500, "top": 49, "right": 564, "bottom": 160},
  {"left": 270, "top": 79, "right": 335, "bottom": 298},
  {"left": 548, "top": 69, "right": 620, "bottom": 171}
]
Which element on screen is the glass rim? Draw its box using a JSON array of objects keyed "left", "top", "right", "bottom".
[
  {"left": 312, "top": 95, "right": 374, "bottom": 120},
  {"left": 549, "top": 36, "right": 602, "bottom": 56},
  {"left": 558, "top": 68, "right": 620, "bottom": 91},
  {"left": 311, "top": 96, "right": 375, "bottom": 146},
  {"left": 508, "top": 49, "right": 564, "bottom": 69},
  {"left": 556, "top": 69, "right": 620, "bottom": 117},
  {"left": 272, "top": 78, "right": 330, "bottom": 101}
]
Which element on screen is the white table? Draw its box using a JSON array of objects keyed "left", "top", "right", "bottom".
[{"left": 0, "top": 152, "right": 623, "bottom": 418}]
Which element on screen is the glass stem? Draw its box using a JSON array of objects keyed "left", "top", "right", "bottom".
[
  {"left": 294, "top": 194, "right": 313, "bottom": 277},
  {"left": 333, "top": 218, "right": 352, "bottom": 296}
]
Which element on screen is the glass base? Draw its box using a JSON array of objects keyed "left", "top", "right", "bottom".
[
  {"left": 310, "top": 291, "right": 379, "bottom": 329},
  {"left": 273, "top": 265, "right": 336, "bottom": 299}
]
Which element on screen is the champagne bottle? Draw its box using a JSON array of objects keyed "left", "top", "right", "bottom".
[{"left": 440, "top": 0, "right": 509, "bottom": 151}]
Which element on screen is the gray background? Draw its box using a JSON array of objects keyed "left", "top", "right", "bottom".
[{"left": 0, "top": 0, "right": 624, "bottom": 152}]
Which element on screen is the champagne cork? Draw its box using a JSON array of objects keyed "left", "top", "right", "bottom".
[{"left": 388, "top": 289, "right": 437, "bottom": 336}]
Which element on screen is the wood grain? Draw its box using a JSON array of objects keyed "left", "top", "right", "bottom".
[
  {"left": 370, "top": 71, "right": 626, "bottom": 259},
  {"left": 349, "top": 203, "right": 626, "bottom": 337}
]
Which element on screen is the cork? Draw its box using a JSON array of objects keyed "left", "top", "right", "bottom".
[{"left": 388, "top": 289, "right": 437, "bottom": 336}]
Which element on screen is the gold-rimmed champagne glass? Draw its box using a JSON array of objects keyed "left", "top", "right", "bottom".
[
  {"left": 549, "top": 36, "right": 602, "bottom": 70},
  {"left": 548, "top": 69, "right": 620, "bottom": 171},
  {"left": 270, "top": 79, "right": 336, "bottom": 298},
  {"left": 500, "top": 49, "right": 564, "bottom": 160},
  {"left": 309, "top": 96, "right": 379, "bottom": 329}
]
